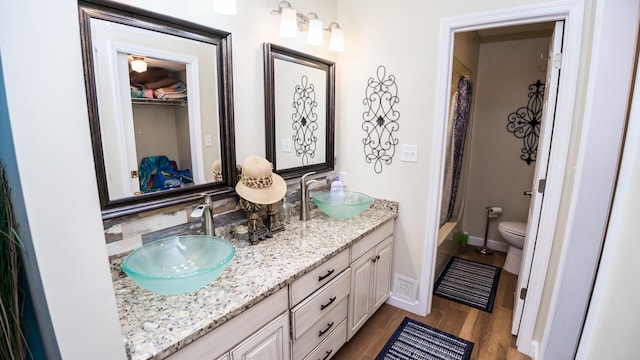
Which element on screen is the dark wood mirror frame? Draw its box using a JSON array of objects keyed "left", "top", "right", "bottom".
[
  {"left": 79, "top": 0, "right": 237, "bottom": 219},
  {"left": 263, "top": 43, "right": 335, "bottom": 180}
]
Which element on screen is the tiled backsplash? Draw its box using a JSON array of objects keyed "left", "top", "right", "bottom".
[
  {"left": 105, "top": 197, "right": 238, "bottom": 259},
  {"left": 105, "top": 175, "right": 333, "bottom": 259}
]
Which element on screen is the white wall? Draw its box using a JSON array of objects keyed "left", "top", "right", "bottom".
[
  {"left": 0, "top": 1, "right": 127, "bottom": 358},
  {"left": 576, "top": 49, "right": 640, "bottom": 359}
]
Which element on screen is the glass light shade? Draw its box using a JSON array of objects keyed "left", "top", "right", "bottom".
[
  {"left": 329, "top": 27, "right": 344, "bottom": 52},
  {"left": 307, "top": 17, "right": 323, "bottom": 45},
  {"left": 213, "top": 0, "right": 237, "bottom": 15},
  {"left": 130, "top": 58, "right": 147, "bottom": 73},
  {"left": 279, "top": 6, "right": 298, "bottom": 38}
]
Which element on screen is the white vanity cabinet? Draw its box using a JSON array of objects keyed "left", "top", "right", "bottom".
[
  {"left": 290, "top": 249, "right": 350, "bottom": 360},
  {"left": 167, "top": 287, "right": 290, "bottom": 360},
  {"left": 347, "top": 220, "right": 394, "bottom": 340},
  {"left": 230, "top": 312, "right": 289, "bottom": 360},
  {"left": 155, "top": 219, "right": 396, "bottom": 360}
]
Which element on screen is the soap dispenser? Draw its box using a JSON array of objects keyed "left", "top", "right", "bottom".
[
  {"left": 330, "top": 175, "right": 345, "bottom": 202},
  {"left": 331, "top": 175, "right": 344, "bottom": 192}
]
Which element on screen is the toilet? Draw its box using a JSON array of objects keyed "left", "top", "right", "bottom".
[{"left": 498, "top": 221, "right": 526, "bottom": 275}]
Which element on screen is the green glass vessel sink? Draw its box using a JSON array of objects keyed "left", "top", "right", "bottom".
[
  {"left": 122, "top": 235, "right": 235, "bottom": 294},
  {"left": 313, "top": 191, "right": 372, "bottom": 219}
]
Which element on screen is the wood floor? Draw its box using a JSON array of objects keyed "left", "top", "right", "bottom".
[{"left": 334, "top": 246, "right": 531, "bottom": 360}]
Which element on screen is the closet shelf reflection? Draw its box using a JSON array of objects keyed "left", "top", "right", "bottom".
[{"left": 131, "top": 98, "right": 187, "bottom": 106}]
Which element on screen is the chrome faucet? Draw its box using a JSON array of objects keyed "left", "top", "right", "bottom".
[
  {"left": 191, "top": 194, "right": 215, "bottom": 236},
  {"left": 300, "top": 172, "right": 322, "bottom": 221}
]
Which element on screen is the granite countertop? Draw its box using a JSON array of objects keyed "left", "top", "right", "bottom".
[{"left": 111, "top": 200, "right": 398, "bottom": 360}]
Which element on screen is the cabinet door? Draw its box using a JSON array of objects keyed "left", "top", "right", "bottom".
[
  {"left": 348, "top": 250, "right": 374, "bottom": 340},
  {"left": 372, "top": 236, "right": 393, "bottom": 310},
  {"left": 231, "top": 312, "right": 290, "bottom": 360}
]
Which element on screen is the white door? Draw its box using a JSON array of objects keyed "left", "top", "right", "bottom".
[
  {"left": 372, "top": 236, "right": 393, "bottom": 309},
  {"left": 511, "top": 20, "right": 564, "bottom": 335},
  {"left": 348, "top": 252, "right": 373, "bottom": 339}
]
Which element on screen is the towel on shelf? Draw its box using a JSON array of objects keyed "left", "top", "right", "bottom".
[{"left": 154, "top": 82, "right": 187, "bottom": 101}]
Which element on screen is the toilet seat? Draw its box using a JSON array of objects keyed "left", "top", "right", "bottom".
[{"left": 498, "top": 221, "right": 526, "bottom": 237}]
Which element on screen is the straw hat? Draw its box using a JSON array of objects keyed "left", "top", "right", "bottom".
[
  {"left": 235, "top": 155, "right": 286, "bottom": 205},
  {"left": 212, "top": 160, "right": 222, "bottom": 181}
]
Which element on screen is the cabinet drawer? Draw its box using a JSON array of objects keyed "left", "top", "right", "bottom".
[
  {"left": 303, "top": 319, "right": 347, "bottom": 360},
  {"left": 291, "top": 269, "right": 350, "bottom": 339},
  {"left": 292, "top": 298, "right": 347, "bottom": 359},
  {"left": 351, "top": 220, "right": 394, "bottom": 262},
  {"left": 290, "top": 250, "right": 349, "bottom": 306}
]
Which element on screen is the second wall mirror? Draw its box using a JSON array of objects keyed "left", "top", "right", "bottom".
[
  {"left": 263, "top": 43, "right": 335, "bottom": 179},
  {"left": 79, "top": 0, "right": 237, "bottom": 219}
]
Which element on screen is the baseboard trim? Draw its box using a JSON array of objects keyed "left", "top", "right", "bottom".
[
  {"left": 530, "top": 340, "right": 540, "bottom": 359},
  {"left": 386, "top": 294, "right": 423, "bottom": 315},
  {"left": 467, "top": 235, "right": 509, "bottom": 253}
]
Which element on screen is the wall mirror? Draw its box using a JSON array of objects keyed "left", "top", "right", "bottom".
[
  {"left": 79, "top": 0, "right": 236, "bottom": 219},
  {"left": 263, "top": 43, "right": 335, "bottom": 180}
]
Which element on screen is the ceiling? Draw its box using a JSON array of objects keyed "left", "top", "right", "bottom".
[
  {"left": 476, "top": 22, "right": 556, "bottom": 43},
  {"left": 128, "top": 55, "right": 186, "bottom": 72}
]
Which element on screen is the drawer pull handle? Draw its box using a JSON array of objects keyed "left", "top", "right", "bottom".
[
  {"left": 318, "top": 321, "right": 335, "bottom": 337},
  {"left": 318, "top": 269, "right": 335, "bottom": 281},
  {"left": 372, "top": 254, "right": 381, "bottom": 263},
  {"left": 320, "top": 296, "right": 337, "bottom": 310},
  {"left": 319, "top": 349, "right": 333, "bottom": 360}
]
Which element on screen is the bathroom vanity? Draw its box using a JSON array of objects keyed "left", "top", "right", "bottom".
[{"left": 111, "top": 200, "right": 397, "bottom": 360}]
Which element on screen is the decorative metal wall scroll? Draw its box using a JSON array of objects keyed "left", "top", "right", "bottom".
[
  {"left": 506, "top": 80, "right": 545, "bottom": 165},
  {"left": 291, "top": 75, "right": 318, "bottom": 166},
  {"left": 362, "top": 65, "right": 400, "bottom": 174}
]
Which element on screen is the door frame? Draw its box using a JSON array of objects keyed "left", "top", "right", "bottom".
[
  {"left": 108, "top": 41, "right": 206, "bottom": 195},
  {"left": 422, "top": 1, "right": 584, "bottom": 357}
]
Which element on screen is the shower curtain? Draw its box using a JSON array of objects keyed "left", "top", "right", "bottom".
[{"left": 440, "top": 76, "right": 473, "bottom": 226}]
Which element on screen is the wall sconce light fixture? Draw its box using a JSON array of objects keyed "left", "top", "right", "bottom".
[
  {"left": 306, "top": 13, "right": 323, "bottom": 45},
  {"left": 271, "top": 1, "right": 344, "bottom": 51},
  {"left": 275, "top": 1, "right": 298, "bottom": 38},
  {"left": 130, "top": 56, "right": 147, "bottom": 73},
  {"left": 327, "top": 22, "right": 343, "bottom": 52},
  {"left": 213, "top": 0, "right": 237, "bottom": 15}
]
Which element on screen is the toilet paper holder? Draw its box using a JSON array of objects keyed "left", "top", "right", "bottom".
[
  {"left": 477, "top": 206, "right": 501, "bottom": 255},
  {"left": 487, "top": 206, "right": 502, "bottom": 218}
]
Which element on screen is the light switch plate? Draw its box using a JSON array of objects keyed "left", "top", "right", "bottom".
[
  {"left": 281, "top": 139, "right": 292, "bottom": 153},
  {"left": 400, "top": 144, "right": 419, "bottom": 162},
  {"left": 339, "top": 171, "right": 347, "bottom": 186}
]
